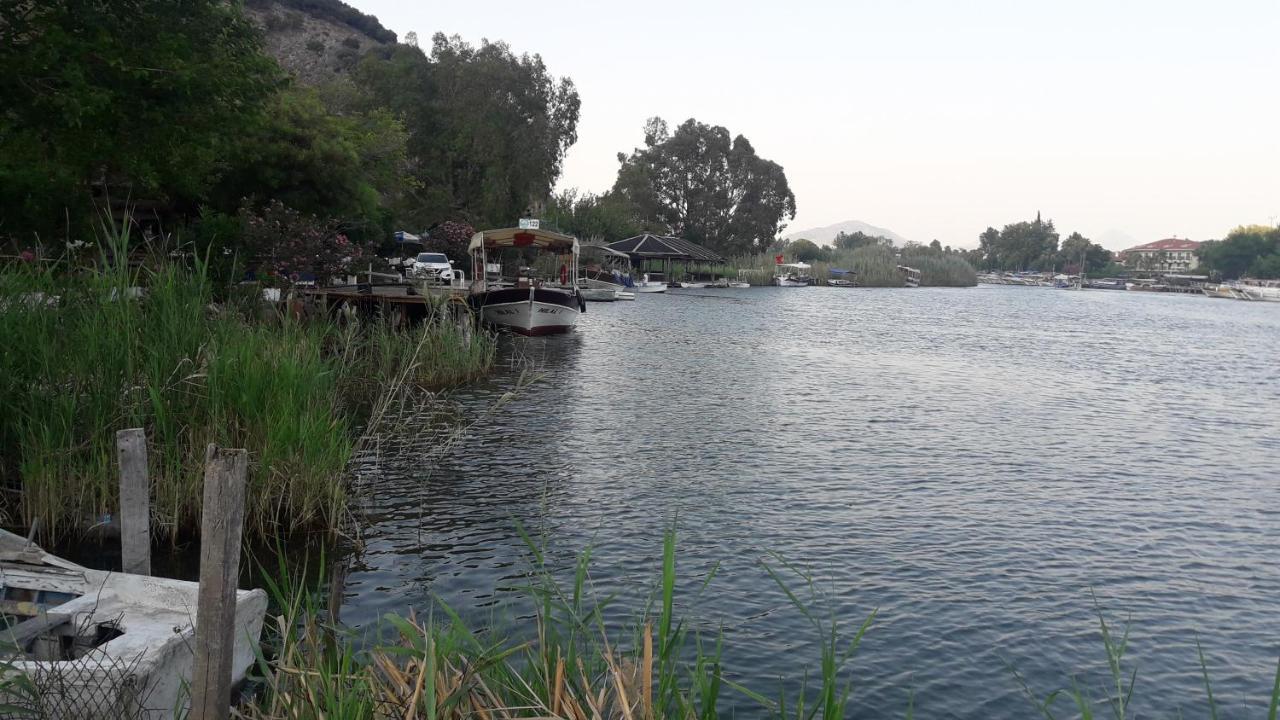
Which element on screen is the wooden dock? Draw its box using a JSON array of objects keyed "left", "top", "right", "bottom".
[{"left": 299, "top": 283, "right": 470, "bottom": 324}]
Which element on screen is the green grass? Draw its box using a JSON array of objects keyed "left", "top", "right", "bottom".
[
  {"left": 241, "top": 530, "right": 1280, "bottom": 720},
  {"left": 0, "top": 225, "right": 494, "bottom": 543}
]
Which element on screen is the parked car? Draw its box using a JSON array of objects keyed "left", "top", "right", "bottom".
[{"left": 408, "top": 252, "right": 455, "bottom": 282}]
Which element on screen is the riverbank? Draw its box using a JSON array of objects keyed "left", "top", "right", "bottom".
[
  {"left": 725, "top": 245, "right": 977, "bottom": 287},
  {"left": 0, "top": 239, "right": 495, "bottom": 544}
]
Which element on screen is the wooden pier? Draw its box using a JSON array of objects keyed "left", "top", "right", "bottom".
[{"left": 298, "top": 282, "right": 471, "bottom": 325}]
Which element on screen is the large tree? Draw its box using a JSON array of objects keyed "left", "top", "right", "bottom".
[
  {"left": 977, "top": 214, "right": 1060, "bottom": 270},
  {"left": 354, "top": 35, "right": 580, "bottom": 229},
  {"left": 1056, "top": 231, "right": 1112, "bottom": 274},
  {"left": 611, "top": 118, "right": 796, "bottom": 256},
  {"left": 1197, "top": 225, "right": 1280, "bottom": 279},
  {"left": 0, "top": 0, "right": 281, "bottom": 242}
]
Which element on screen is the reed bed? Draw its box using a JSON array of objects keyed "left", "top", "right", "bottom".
[
  {"left": 725, "top": 246, "right": 977, "bottom": 287},
  {"left": 242, "top": 530, "right": 1280, "bottom": 720},
  {"left": 0, "top": 231, "right": 495, "bottom": 543}
]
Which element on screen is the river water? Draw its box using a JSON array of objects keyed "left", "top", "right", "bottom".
[{"left": 344, "top": 286, "right": 1280, "bottom": 718}]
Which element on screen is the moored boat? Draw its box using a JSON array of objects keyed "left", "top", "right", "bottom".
[
  {"left": 468, "top": 228, "right": 584, "bottom": 335},
  {"left": 897, "top": 265, "right": 921, "bottom": 288},
  {"left": 634, "top": 273, "right": 668, "bottom": 293},
  {"left": 773, "top": 262, "right": 814, "bottom": 287}
]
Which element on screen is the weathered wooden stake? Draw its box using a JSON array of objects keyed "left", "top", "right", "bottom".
[
  {"left": 116, "top": 428, "right": 151, "bottom": 576},
  {"left": 190, "top": 445, "right": 249, "bottom": 720}
]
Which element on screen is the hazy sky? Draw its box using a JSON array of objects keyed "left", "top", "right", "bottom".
[{"left": 359, "top": 0, "right": 1279, "bottom": 249}]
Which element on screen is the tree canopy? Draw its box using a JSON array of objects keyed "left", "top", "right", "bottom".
[
  {"left": 975, "top": 214, "right": 1061, "bottom": 270},
  {"left": 354, "top": 35, "right": 580, "bottom": 230},
  {"left": 1196, "top": 225, "right": 1280, "bottom": 279},
  {"left": 0, "top": 0, "right": 281, "bottom": 240},
  {"left": 611, "top": 118, "right": 796, "bottom": 256}
]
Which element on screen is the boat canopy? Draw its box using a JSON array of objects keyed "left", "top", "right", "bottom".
[
  {"left": 468, "top": 228, "right": 579, "bottom": 253},
  {"left": 777, "top": 262, "right": 811, "bottom": 270},
  {"left": 830, "top": 268, "right": 853, "bottom": 276}
]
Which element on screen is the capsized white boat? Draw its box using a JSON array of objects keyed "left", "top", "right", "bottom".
[
  {"left": 468, "top": 228, "right": 584, "bottom": 335},
  {"left": 0, "top": 528, "right": 267, "bottom": 718}
]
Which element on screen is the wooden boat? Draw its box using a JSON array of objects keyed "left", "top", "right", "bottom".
[
  {"left": 468, "top": 228, "right": 584, "bottom": 335},
  {"left": 897, "top": 265, "right": 921, "bottom": 288},
  {"left": 0, "top": 528, "right": 266, "bottom": 718}
]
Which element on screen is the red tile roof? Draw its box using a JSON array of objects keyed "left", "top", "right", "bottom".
[{"left": 1125, "top": 238, "right": 1201, "bottom": 252}]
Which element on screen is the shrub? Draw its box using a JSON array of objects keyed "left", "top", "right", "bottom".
[
  {"left": 239, "top": 200, "right": 373, "bottom": 285},
  {"left": 305, "top": 38, "right": 325, "bottom": 54}
]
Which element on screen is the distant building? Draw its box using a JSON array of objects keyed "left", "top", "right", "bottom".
[{"left": 1119, "top": 238, "right": 1202, "bottom": 272}]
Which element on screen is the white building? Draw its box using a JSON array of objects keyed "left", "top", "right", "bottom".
[{"left": 1120, "top": 238, "right": 1202, "bottom": 272}]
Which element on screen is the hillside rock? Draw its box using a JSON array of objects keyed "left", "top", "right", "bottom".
[{"left": 243, "top": 0, "right": 394, "bottom": 85}]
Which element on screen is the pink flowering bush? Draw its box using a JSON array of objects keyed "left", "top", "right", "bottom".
[
  {"left": 239, "top": 201, "right": 372, "bottom": 285},
  {"left": 421, "top": 220, "right": 476, "bottom": 262}
]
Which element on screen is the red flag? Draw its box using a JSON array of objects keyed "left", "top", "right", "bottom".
[{"left": 775, "top": 254, "right": 784, "bottom": 264}]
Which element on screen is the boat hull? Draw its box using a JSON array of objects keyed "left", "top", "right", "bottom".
[
  {"left": 773, "top": 277, "right": 810, "bottom": 287},
  {"left": 471, "top": 287, "right": 580, "bottom": 335},
  {"left": 580, "top": 287, "right": 617, "bottom": 302},
  {"left": 634, "top": 283, "right": 667, "bottom": 293}
]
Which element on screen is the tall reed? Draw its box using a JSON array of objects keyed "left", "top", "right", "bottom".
[
  {"left": 0, "top": 227, "right": 494, "bottom": 542},
  {"left": 725, "top": 246, "right": 977, "bottom": 287}
]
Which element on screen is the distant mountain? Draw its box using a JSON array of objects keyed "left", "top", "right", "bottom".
[{"left": 785, "top": 220, "right": 908, "bottom": 246}]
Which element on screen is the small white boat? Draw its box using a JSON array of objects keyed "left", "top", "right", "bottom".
[
  {"left": 0, "top": 528, "right": 267, "bottom": 718},
  {"left": 773, "top": 262, "right": 813, "bottom": 287},
  {"left": 897, "top": 265, "right": 921, "bottom": 288},
  {"left": 634, "top": 273, "right": 667, "bottom": 293},
  {"left": 615, "top": 291, "right": 636, "bottom": 300},
  {"left": 468, "top": 228, "right": 584, "bottom": 335}
]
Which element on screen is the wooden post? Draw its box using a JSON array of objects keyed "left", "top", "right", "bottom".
[
  {"left": 115, "top": 428, "right": 150, "bottom": 576},
  {"left": 189, "top": 445, "right": 249, "bottom": 720}
]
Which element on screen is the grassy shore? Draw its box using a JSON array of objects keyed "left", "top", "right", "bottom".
[
  {"left": 0, "top": 236, "right": 495, "bottom": 543},
  {"left": 242, "top": 529, "right": 1280, "bottom": 719}
]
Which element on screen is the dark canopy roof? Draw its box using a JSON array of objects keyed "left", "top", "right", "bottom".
[{"left": 606, "top": 234, "right": 725, "bottom": 263}]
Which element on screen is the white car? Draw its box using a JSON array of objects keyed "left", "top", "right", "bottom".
[{"left": 408, "top": 252, "right": 455, "bottom": 282}]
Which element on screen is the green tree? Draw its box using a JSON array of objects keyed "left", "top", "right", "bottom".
[
  {"left": 787, "top": 238, "right": 825, "bottom": 262},
  {"left": 1197, "top": 225, "right": 1280, "bottom": 279},
  {"left": 354, "top": 35, "right": 580, "bottom": 229},
  {"left": 0, "top": 0, "right": 280, "bottom": 242},
  {"left": 979, "top": 214, "right": 1059, "bottom": 270},
  {"left": 210, "top": 85, "right": 412, "bottom": 247},
  {"left": 611, "top": 117, "right": 797, "bottom": 255},
  {"left": 1057, "top": 232, "right": 1112, "bottom": 274},
  {"left": 834, "top": 231, "right": 892, "bottom": 250},
  {"left": 543, "top": 189, "right": 641, "bottom": 242}
]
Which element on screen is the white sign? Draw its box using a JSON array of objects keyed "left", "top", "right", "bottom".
[{"left": 518, "top": 218, "right": 540, "bottom": 230}]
